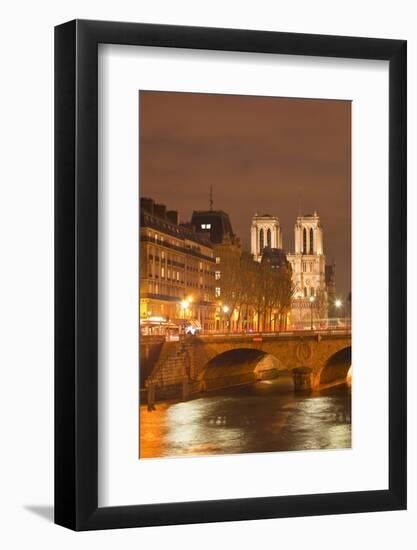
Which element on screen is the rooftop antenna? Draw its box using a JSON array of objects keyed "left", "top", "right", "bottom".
[{"left": 209, "top": 185, "right": 213, "bottom": 211}]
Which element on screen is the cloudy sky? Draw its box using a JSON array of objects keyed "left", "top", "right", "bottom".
[{"left": 140, "top": 91, "right": 351, "bottom": 298}]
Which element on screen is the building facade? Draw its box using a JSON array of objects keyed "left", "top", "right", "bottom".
[
  {"left": 287, "top": 212, "right": 328, "bottom": 326},
  {"left": 191, "top": 210, "right": 241, "bottom": 331},
  {"left": 141, "top": 199, "right": 336, "bottom": 334},
  {"left": 140, "top": 198, "right": 216, "bottom": 332},
  {"left": 251, "top": 211, "right": 329, "bottom": 328}
]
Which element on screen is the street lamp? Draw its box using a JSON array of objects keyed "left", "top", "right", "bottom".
[
  {"left": 309, "top": 296, "right": 315, "bottom": 331},
  {"left": 180, "top": 299, "right": 190, "bottom": 324},
  {"left": 223, "top": 305, "right": 229, "bottom": 333}
]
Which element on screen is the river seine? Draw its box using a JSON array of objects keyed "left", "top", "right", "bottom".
[{"left": 139, "top": 380, "right": 351, "bottom": 458}]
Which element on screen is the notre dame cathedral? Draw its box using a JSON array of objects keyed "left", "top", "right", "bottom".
[{"left": 251, "top": 211, "right": 335, "bottom": 327}]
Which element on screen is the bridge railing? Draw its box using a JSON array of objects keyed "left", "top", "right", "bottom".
[
  {"left": 140, "top": 319, "right": 352, "bottom": 343},
  {"left": 291, "top": 317, "right": 351, "bottom": 331},
  {"left": 188, "top": 328, "right": 351, "bottom": 342}
]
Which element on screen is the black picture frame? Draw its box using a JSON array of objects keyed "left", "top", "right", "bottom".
[{"left": 55, "top": 19, "right": 407, "bottom": 531}]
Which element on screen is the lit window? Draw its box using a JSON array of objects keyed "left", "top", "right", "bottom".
[
  {"left": 176, "top": 272, "right": 180, "bottom": 281},
  {"left": 201, "top": 223, "right": 211, "bottom": 229},
  {"left": 215, "top": 257, "right": 220, "bottom": 264},
  {"left": 215, "top": 271, "right": 221, "bottom": 280},
  {"left": 215, "top": 287, "right": 221, "bottom": 297},
  {"left": 161, "top": 267, "right": 165, "bottom": 278},
  {"left": 161, "top": 251, "right": 165, "bottom": 259},
  {"left": 199, "top": 261, "right": 203, "bottom": 270}
]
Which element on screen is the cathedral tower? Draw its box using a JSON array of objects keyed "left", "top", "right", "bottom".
[
  {"left": 287, "top": 211, "right": 328, "bottom": 327},
  {"left": 293, "top": 210, "right": 324, "bottom": 255},
  {"left": 251, "top": 214, "right": 283, "bottom": 262}
]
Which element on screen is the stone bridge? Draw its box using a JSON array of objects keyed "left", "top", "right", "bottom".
[{"left": 141, "top": 331, "right": 352, "bottom": 404}]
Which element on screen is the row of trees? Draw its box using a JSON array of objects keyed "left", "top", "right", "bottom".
[{"left": 219, "top": 250, "right": 294, "bottom": 332}]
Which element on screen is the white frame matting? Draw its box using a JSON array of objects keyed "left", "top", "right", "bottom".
[{"left": 98, "top": 44, "right": 389, "bottom": 507}]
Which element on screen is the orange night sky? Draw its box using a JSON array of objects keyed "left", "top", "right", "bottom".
[{"left": 140, "top": 91, "right": 351, "bottom": 297}]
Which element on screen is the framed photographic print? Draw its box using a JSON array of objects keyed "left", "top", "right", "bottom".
[{"left": 55, "top": 20, "right": 406, "bottom": 530}]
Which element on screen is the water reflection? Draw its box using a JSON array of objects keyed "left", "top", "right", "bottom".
[{"left": 139, "top": 381, "right": 351, "bottom": 458}]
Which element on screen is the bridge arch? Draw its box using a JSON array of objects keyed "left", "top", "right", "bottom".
[
  {"left": 200, "top": 348, "right": 291, "bottom": 392},
  {"left": 319, "top": 346, "right": 351, "bottom": 386}
]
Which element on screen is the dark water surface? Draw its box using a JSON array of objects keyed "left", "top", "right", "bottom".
[{"left": 139, "top": 380, "right": 352, "bottom": 458}]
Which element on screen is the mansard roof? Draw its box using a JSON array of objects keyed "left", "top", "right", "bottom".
[{"left": 191, "top": 210, "right": 236, "bottom": 244}]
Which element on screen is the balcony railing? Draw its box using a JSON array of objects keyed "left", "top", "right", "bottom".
[{"left": 141, "top": 235, "right": 215, "bottom": 263}]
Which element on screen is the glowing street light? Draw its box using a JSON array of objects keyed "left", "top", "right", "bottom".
[
  {"left": 223, "top": 305, "right": 229, "bottom": 314},
  {"left": 334, "top": 298, "right": 343, "bottom": 326},
  {"left": 180, "top": 299, "right": 189, "bottom": 310}
]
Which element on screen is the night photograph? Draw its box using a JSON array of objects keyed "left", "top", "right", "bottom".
[{"left": 139, "top": 91, "right": 352, "bottom": 459}]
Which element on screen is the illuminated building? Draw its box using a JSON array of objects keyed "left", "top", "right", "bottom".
[
  {"left": 251, "top": 211, "right": 332, "bottom": 327},
  {"left": 191, "top": 210, "right": 241, "bottom": 331},
  {"left": 251, "top": 214, "right": 283, "bottom": 262},
  {"left": 287, "top": 212, "right": 328, "bottom": 326},
  {"left": 140, "top": 198, "right": 216, "bottom": 332}
]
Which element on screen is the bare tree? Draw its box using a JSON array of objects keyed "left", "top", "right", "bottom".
[
  {"left": 218, "top": 247, "right": 294, "bottom": 333},
  {"left": 314, "top": 288, "right": 328, "bottom": 326}
]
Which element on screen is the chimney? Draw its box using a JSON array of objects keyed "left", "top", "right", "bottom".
[
  {"left": 166, "top": 210, "right": 179, "bottom": 225},
  {"left": 140, "top": 197, "right": 154, "bottom": 214},
  {"left": 153, "top": 203, "right": 166, "bottom": 219}
]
